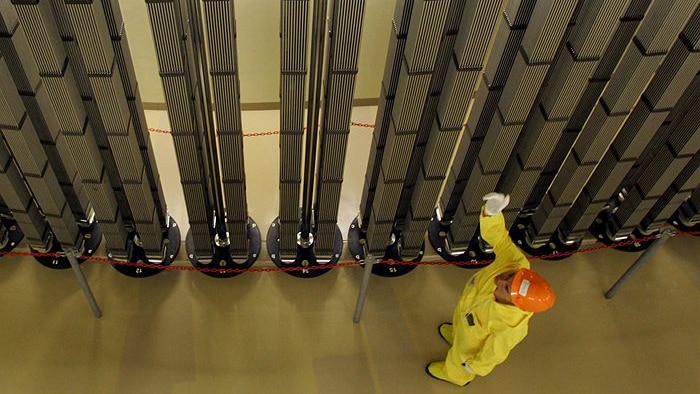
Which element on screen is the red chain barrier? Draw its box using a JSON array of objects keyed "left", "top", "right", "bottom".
[
  {"left": 148, "top": 128, "right": 172, "bottom": 134},
  {"left": 2, "top": 230, "right": 697, "bottom": 274},
  {"left": 147, "top": 122, "right": 376, "bottom": 137},
  {"left": 0, "top": 250, "right": 62, "bottom": 259},
  {"left": 243, "top": 130, "right": 281, "bottom": 137},
  {"left": 350, "top": 122, "right": 375, "bottom": 128}
]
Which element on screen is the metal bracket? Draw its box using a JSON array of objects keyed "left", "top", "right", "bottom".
[
  {"left": 266, "top": 216, "right": 342, "bottom": 278},
  {"left": 30, "top": 220, "right": 101, "bottom": 270},
  {"left": 109, "top": 215, "right": 181, "bottom": 278},
  {"left": 186, "top": 216, "right": 261, "bottom": 278},
  {"left": 348, "top": 217, "right": 424, "bottom": 277},
  {"left": 0, "top": 218, "right": 24, "bottom": 256},
  {"left": 589, "top": 209, "right": 657, "bottom": 252},
  {"left": 509, "top": 216, "right": 581, "bottom": 261},
  {"left": 426, "top": 210, "right": 491, "bottom": 268}
]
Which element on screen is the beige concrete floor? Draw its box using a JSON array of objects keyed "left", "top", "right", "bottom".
[{"left": 0, "top": 108, "right": 698, "bottom": 393}]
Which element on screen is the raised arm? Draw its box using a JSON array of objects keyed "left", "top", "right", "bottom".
[{"left": 480, "top": 193, "right": 529, "bottom": 270}]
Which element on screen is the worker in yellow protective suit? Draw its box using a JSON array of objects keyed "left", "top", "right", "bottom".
[{"left": 426, "top": 192, "right": 555, "bottom": 386}]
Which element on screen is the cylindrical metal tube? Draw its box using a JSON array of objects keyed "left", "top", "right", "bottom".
[
  {"left": 604, "top": 231, "right": 673, "bottom": 299},
  {"left": 187, "top": 0, "right": 226, "bottom": 239},
  {"left": 66, "top": 250, "right": 102, "bottom": 318},
  {"left": 353, "top": 253, "right": 377, "bottom": 323}
]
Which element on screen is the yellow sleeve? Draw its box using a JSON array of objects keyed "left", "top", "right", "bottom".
[
  {"left": 466, "top": 322, "right": 529, "bottom": 376},
  {"left": 479, "top": 209, "right": 529, "bottom": 270}
]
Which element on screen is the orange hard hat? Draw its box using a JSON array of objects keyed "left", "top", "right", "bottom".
[{"left": 510, "top": 269, "right": 555, "bottom": 312}]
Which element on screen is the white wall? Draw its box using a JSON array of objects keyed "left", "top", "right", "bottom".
[{"left": 120, "top": 0, "right": 396, "bottom": 105}]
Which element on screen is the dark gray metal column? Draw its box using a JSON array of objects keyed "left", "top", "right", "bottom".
[
  {"left": 313, "top": 0, "right": 366, "bottom": 257},
  {"left": 63, "top": 1, "right": 158, "bottom": 250},
  {"left": 363, "top": 0, "right": 449, "bottom": 264},
  {"left": 57, "top": 0, "right": 179, "bottom": 277},
  {"left": 277, "top": 0, "right": 309, "bottom": 259},
  {"left": 602, "top": 73, "right": 700, "bottom": 240},
  {"left": 672, "top": 185, "right": 700, "bottom": 230},
  {"left": 502, "top": 1, "right": 636, "bottom": 254},
  {"left": 358, "top": 0, "right": 412, "bottom": 236},
  {"left": 1, "top": 8, "right": 79, "bottom": 251},
  {"left": 147, "top": 0, "right": 213, "bottom": 260},
  {"left": 443, "top": 0, "right": 577, "bottom": 256},
  {"left": 558, "top": 2, "right": 697, "bottom": 246},
  {"left": 147, "top": 0, "right": 258, "bottom": 277},
  {"left": 522, "top": 0, "right": 652, "bottom": 216},
  {"left": 502, "top": 0, "right": 626, "bottom": 216},
  {"left": 203, "top": 0, "right": 258, "bottom": 260},
  {"left": 0, "top": 54, "right": 43, "bottom": 251},
  {"left": 357, "top": 0, "right": 412, "bottom": 259},
  {"left": 271, "top": 0, "right": 369, "bottom": 277},
  {"left": 421, "top": 0, "right": 505, "bottom": 262},
  {"left": 54, "top": 1, "right": 131, "bottom": 255},
  {"left": 392, "top": 0, "right": 470, "bottom": 260},
  {"left": 614, "top": 9, "right": 700, "bottom": 237},
  {"left": 437, "top": 1, "right": 536, "bottom": 254},
  {"left": 9, "top": 1, "right": 118, "bottom": 264},
  {"left": 106, "top": 0, "right": 170, "bottom": 239},
  {"left": 1, "top": 2, "right": 103, "bottom": 269}
]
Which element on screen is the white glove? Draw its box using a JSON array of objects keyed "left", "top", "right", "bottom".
[{"left": 482, "top": 192, "right": 510, "bottom": 216}]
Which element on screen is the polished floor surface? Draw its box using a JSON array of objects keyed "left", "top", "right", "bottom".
[{"left": 0, "top": 108, "right": 698, "bottom": 393}]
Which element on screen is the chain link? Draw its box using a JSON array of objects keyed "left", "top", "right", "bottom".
[
  {"left": 350, "top": 122, "right": 375, "bottom": 128},
  {"left": 148, "top": 128, "right": 172, "bottom": 134},
  {"left": 243, "top": 130, "right": 280, "bottom": 137}
]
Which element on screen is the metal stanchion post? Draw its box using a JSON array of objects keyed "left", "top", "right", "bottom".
[
  {"left": 353, "top": 253, "right": 376, "bottom": 323},
  {"left": 66, "top": 250, "right": 102, "bottom": 318},
  {"left": 605, "top": 230, "right": 674, "bottom": 299}
]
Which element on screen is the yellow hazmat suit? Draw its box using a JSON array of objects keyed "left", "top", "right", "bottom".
[{"left": 443, "top": 210, "right": 533, "bottom": 385}]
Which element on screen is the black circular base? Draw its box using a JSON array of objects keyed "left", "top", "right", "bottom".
[
  {"left": 0, "top": 218, "right": 24, "bottom": 255},
  {"left": 589, "top": 210, "right": 656, "bottom": 252},
  {"left": 266, "top": 217, "right": 342, "bottom": 278},
  {"left": 186, "top": 217, "right": 261, "bottom": 278},
  {"left": 109, "top": 216, "right": 181, "bottom": 278},
  {"left": 348, "top": 217, "right": 424, "bottom": 277},
  {"left": 31, "top": 221, "right": 102, "bottom": 269},
  {"left": 669, "top": 210, "right": 700, "bottom": 236},
  {"left": 509, "top": 216, "right": 581, "bottom": 261},
  {"left": 426, "top": 211, "right": 491, "bottom": 269}
]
